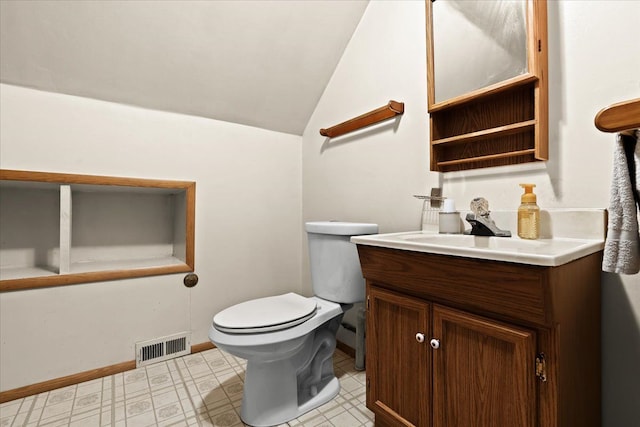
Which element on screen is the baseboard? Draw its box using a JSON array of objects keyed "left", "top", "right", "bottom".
[
  {"left": 0, "top": 360, "right": 136, "bottom": 404},
  {"left": 1, "top": 340, "right": 355, "bottom": 404},
  {"left": 0, "top": 341, "right": 215, "bottom": 404},
  {"left": 336, "top": 340, "right": 356, "bottom": 358},
  {"left": 190, "top": 341, "right": 215, "bottom": 353}
]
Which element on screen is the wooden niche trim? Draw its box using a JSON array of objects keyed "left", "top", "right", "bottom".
[{"left": 0, "top": 169, "right": 196, "bottom": 292}]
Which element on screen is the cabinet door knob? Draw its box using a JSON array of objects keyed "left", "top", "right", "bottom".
[
  {"left": 415, "top": 333, "right": 425, "bottom": 343},
  {"left": 430, "top": 338, "right": 440, "bottom": 349}
]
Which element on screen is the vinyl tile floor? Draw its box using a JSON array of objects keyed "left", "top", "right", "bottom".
[{"left": 0, "top": 348, "right": 373, "bottom": 427}]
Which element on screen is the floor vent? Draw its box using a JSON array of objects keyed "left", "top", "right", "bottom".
[{"left": 135, "top": 332, "right": 191, "bottom": 367}]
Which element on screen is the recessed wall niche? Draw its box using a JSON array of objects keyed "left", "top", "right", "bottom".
[{"left": 0, "top": 170, "right": 195, "bottom": 292}]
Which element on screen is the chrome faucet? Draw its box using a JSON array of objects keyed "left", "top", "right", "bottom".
[{"left": 464, "top": 197, "right": 511, "bottom": 237}]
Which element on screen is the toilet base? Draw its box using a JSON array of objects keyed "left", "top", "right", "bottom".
[{"left": 240, "top": 357, "right": 340, "bottom": 427}]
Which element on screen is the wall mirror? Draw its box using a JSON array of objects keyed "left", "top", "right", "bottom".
[{"left": 426, "top": 0, "right": 548, "bottom": 172}]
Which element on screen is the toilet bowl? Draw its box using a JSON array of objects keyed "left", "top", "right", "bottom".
[
  {"left": 208, "top": 221, "right": 378, "bottom": 427},
  {"left": 209, "top": 294, "right": 345, "bottom": 426}
]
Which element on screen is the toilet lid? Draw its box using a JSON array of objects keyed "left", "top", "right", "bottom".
[{"left": 213, "top": 293, "right": 317, "bottom": 334}]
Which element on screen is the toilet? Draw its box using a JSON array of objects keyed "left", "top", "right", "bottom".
[{"left": 208, "top": 221, "right": 378, "bottom": 427}]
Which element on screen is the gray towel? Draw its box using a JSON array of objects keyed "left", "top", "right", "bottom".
[{"left": 603, "top": 129, "right": 640, "bottom": 274}]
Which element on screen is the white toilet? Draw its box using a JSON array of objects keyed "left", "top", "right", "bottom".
[{"left": 208, "top": 221, "right": 378, "bottom": 427}]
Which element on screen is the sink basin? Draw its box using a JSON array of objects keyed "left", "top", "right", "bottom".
[{"left": 351, "top": 232, "right": 605, "bottom": 266}]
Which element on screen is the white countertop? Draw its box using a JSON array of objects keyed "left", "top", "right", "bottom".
[{"left": 352, "top": 209, "right": 606, "bottom": 267}]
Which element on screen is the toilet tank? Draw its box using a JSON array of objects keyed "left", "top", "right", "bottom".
[{"left": 305, "top": 221, "right": 378, "bottom": 304}]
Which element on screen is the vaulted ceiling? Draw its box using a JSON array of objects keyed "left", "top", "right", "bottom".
[{"left": 0, "top": 1, "right": 369, "bottom": 135}]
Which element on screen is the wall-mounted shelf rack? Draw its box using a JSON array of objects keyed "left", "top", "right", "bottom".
[
  {"left": 426, "top": 0, "right": 548, "bottom": 172},
  {"left": 0, "top": 169, "right": 195, "bottom": 292},
  {"left": 319, "top": 100, "right": 404, "bottom": 138},
  {"left": 429, "top": 73, "right": 546, "bottom": 172},
  {"left": 594, "top": 98, "right": 640, "bottom": 132}
]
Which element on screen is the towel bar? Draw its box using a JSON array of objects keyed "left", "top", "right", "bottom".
[
  {"left": 319, "top": 100, "right": 404, "bottom": 138},
  {"left": 595, "top": 98, "right": 640, "bottom": 132}
]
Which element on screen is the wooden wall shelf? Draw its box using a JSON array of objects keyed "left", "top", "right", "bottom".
[
  {"left": 0, "top": 170, "right": 195, "bottom": 292},
  {"left": 319, "top": 100, "right": 404, "bottom": 138},
  {"left": 432, "top": 120, "right": 537, "bottom": 146},
  {"left": 594, "top": 98, "right": 640, "bottom": 133},
  {"left": 436, "top": 149, "right": 536, "bottom": 168}
]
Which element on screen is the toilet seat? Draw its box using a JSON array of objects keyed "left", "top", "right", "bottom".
[{"left": 213, "top": 293, "right": 317, "bottom": 334}]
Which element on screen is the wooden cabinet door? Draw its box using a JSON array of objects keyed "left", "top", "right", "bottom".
[
  {"left": 367, "top": 285, "right": 430, "bottom": 427},
  {"left": 432, "top": 305, "right": 536, "bottom": 427}
]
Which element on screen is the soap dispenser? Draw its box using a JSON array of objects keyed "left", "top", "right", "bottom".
[{"left": 518, "top": 184, "right": 540, "bottom": 239}]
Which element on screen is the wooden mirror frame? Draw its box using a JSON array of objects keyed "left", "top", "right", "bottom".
[{"left": 426, "top": 0, "right": 548, "bottom": 172}]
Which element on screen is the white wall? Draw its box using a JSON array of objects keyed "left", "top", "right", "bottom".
[
  {"left": 303, "top": 2, "right": 434, "bottom": 235},
  {"left": 0, "top": 84, "right": 303, "bottom": 391},
  {"left": 302, "top": 1, "right": 640, "bottom": 425}
]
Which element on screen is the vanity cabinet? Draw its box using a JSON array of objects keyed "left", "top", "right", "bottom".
[
  {"left": 0, "top": 169, "right": 195, "bottom": 292},
  {"left": 357, "top": 245, "right": 601, "bottom": 427}
]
